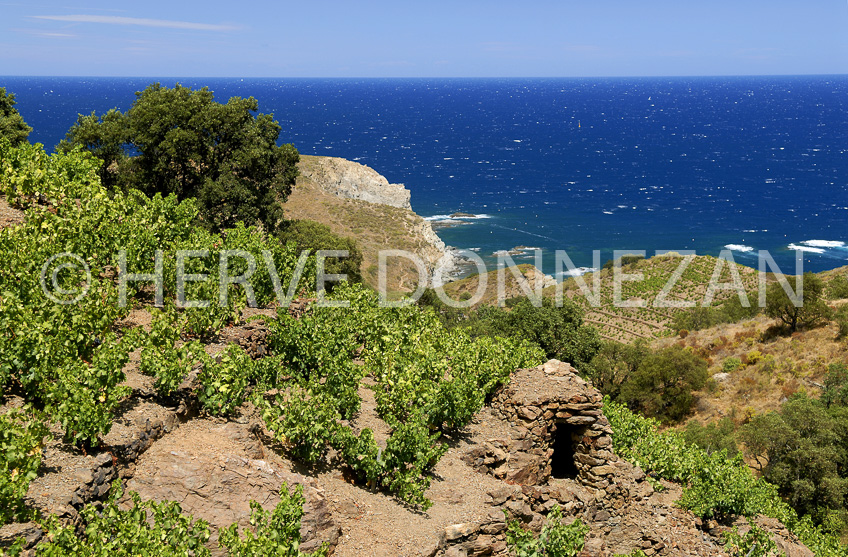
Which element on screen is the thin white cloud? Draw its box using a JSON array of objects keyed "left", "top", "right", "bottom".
[
  {"left": 32, "top": 14, "right": 240, "bottom": 32},
  {"left": 14, "top": 28, "right": 78, "bottom": 38},
  {"left": 36, "top": 31, "right": 77, "bottom": 38}
]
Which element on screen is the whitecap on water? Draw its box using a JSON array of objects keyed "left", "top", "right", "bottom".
[
  {"left": 801, "top": 240, "right": 846, "bottom": 249},
  {"left": 724, "top": 244, "right": 755, "bottom": 253},
  {"left": 788, "top": 243, "right": 826, "bottom": 254},
  {"left": 556, "top": 267, "right": 599, "bottom": 277}
]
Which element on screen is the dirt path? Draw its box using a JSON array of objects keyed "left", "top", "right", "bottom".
[
  {"left": 0, "top": 198, "right": 24, "bottom": 229},
  {"left": 317, "top": 403, "right": 510, "bottom": 556}
]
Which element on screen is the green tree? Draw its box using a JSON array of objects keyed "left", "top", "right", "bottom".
[
  {"left": 60, "top": 83, "right": 299, "bottom": 233},
  {"left": 740, "top": 395, "right": 848, "bottom": 519},
  {"left": 55, "top": 108, "right": 128, "bottom": 189},
  {"left": 619, "top": 345, "right": 708, "bottom": 423},
  {"left": 822, "top": 363, "right": 848, "bottom": 409},
  {"left": 585, "top": 339, "right": 650, "bottom": 400},
  {"left": 278, "top": 220, "right": 363, "bottom": 285},
  {"left": 469, "top": 297, "right": 602, "bottom": 370},
  {"left": 765, "top": 272, "right": 832, "bottom": 332},
  {"left": 835, "top": 304, "right": 848, "bottom": 340},
  {"left": 827, "top": 275, "right": 848, "bottom": 300},
  {"left": 0, "top": 88, "right": 31, "bottom": 146},
  {"left": 683, "top": 417, "right": 740, "bottom": 457}
]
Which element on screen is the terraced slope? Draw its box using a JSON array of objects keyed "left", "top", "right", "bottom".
[{"left": 443, "top": 254, "right": 762, "bottom": 343}]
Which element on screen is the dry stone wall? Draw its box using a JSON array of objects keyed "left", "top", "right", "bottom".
[{"left": 441, "top": 359, "right": 813, "bottom": 557}]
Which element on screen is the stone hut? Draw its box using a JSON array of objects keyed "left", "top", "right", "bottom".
[{"left": 465, "top": 359, "right": 641, "bottom": 501}]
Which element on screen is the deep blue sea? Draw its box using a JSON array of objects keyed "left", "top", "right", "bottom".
[{"left": 3, "top": 76, "right": 847, "bottom": 275}]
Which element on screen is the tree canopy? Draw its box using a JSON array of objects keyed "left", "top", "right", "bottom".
[
  {"left": 618, "top": 344, "right": 709, "bottom": 423},
  {"left": 469, "top": 297, "right": 603, "bottom": 370},
  {"left": 741, "top": 381, "right": 848, "bottom": 523},
  {"left": 765, "top": 272, "right": 831, "bottom": 332},
  {"left": 59, "top": 83, "right": 298, "bottom": 233},
  {"left": 0, "top": 87, "right": 31, "bottom": 146},
  {"left": 277, "top": 220, "right": 363, "bottom": 287}
]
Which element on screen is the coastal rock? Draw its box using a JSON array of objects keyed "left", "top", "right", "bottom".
[
  {"left": 297, "top": 155, "right": 412, "bottom": 210},
  {"left": 291, "top": 155, "right": 462, "bottom": 289}
]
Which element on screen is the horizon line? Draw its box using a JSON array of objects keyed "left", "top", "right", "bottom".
[{"left": 2, "top": 73, "right": 848, "bottom": 80}]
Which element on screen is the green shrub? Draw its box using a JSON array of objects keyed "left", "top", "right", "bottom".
[
  {"left": 0, "top": 89, "right": 31, "bottom": 146},
  {"left": 828, "top": 276, "right": 848, "bottom": 300},
  {"left": 619, "top": 345, "right": 708, "bottom": 423},
  {"left": 836, "top": 305, "right": 848, "bottom": 340},
  {"left": 277, "top": 220, "right": 363, "bottom": 286},
  {"left": 723, "top": 357, "right": 743, "bottom": 373},
  {"left": 722, "top": 520, "right": 779, "bottom": 557},
  {"left": 585, "top": 340, "right": 650, "bottom": 400},
  {"left": 261, "top": 387, "right": 341, "bottom": 464},
  {"left": 823, "top": 364, "right": 848, "bottom": 408},
  {"left": 670, "top": 291, "right": 760, "bottom": 333},
  {"left": 36, "top": 481, "right": 211, "bottom": 556},
  {"left": 505, "top": 505, "right": 588, "bottom": 557},
  {"left": 721, "top": 293, "right": 762, "bottom": 323},
  {"left": 746, "top": 350, "right": 763, "bottom": 366},
  {"left": 683, "top": 417, "right": 740, "bottom": 457},
  {"left": 0, "top": 409, "right": 49, "bottom": 524},
  {"left": 467, "top": 297, "right": 601, "bottom": 370},
  {"left": 197, "top": 344, "right": 254, "bottom": 415}
]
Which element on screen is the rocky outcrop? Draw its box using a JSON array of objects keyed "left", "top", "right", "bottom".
[
  {"left": 291, "top": 155, "right": 461, "bottom": 288},
  {"left": 125, "top": 450, "right": 341, "bottom": 555},
  {"left": 298, "top": 156, "right": 412, "bottom": 210},
  {"left": 411, "top": 216, "right": 459, "bottom": 288}
]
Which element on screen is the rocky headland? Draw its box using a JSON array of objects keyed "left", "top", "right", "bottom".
[
  {"left": 286, "top": 155, "right": 462, "bottom": 291},
  {"left": 296, "top": 156, "right": 413, "bottom": 210}
]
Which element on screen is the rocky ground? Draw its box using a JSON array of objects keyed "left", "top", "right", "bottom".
[
  {"left": 0, "top": 312, "right": 815, "bottom": 556},
  {"left": 0, "top": 198, "right": 24, "bottom": 229},
  {"left": 0, "top": 173, "right": 817, "bottom": 557}
]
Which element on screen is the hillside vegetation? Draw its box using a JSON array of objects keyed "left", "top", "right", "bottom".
[
  {"left": 442, "top": 253, "right": 763, "bottom": 343},
  {"left": 0, "top": 139, "right": 547, "bottom": 553}
]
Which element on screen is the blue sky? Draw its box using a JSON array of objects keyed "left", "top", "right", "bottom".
[{"left": 1, "top": 0, "right": 847, "bottom": 77}]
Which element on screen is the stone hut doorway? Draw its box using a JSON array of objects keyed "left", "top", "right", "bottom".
[{"left": 550, "top": 421, "right": 580, "bottom": 479}]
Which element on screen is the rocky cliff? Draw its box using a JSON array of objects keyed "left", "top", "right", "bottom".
[
  {"left": 286, "top": 156, "right": 458, "bottom": 291},
  {"left": 297, "top": 155, "right": 412, "bottom": 210}
]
